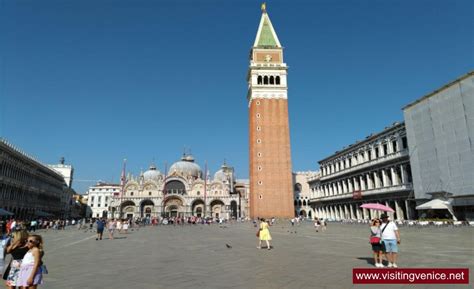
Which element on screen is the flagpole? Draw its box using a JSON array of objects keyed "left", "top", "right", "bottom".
[
  {"left": 204, "top": 161, "right": 207, "bottom": 217},
  {"left": 162, "top": 162, "right": 168, "bottom": 218},
  {"left": 119, "top": 158, "right": 127, "bottom": 218}
]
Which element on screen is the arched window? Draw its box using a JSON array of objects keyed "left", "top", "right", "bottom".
[
  {"left": 269, "top": 76, "right": 274, "bottom": 84},
  {"left": 303, "top": 200, "right": 307, "bottom": 206},
  {"left": 276, "top": 76, "right": 280, "bottom": 85},
  {"left": 294, "top": 183, "right": 302, "bottom": 192},
  {"left": 257, "top": 75, "right": 262, "bottom": 84},
  {"left": 294, "top": 200, "right": 297, "bottom": 206},
  {"left": 165, "top": 180, "right": 186, "bottom": 195},
  {"left": 298, "top": 200, "right": 302, "bottom": 206},
  {"left": 263, "top": 76, "right": 269, "bottom": 85}
]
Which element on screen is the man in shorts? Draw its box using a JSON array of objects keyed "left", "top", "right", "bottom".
[
  {"left": 96, "top": 218, "right": 105, "bottom": 240},
  {"left": 380, "top": 213, "right": 401, "bottom": 268}
]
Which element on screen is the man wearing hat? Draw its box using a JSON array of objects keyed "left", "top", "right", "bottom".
[{"left": 380, "top": 213, "right": 401, "bottom": 268}]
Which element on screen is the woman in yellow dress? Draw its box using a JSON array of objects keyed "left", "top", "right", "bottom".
[{"left": 257, "top": 218, "right": 272, "bottom": 250}]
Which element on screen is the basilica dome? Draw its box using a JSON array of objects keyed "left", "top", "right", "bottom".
[
  {"left": 169, "top": 154, "right": 202, "bottom": 178},
  {"left": 214, "top": 169, "right": 228, "bottom": 182},
  {"left": 143, "top": 164, "right": 162, "bottom": 181}
]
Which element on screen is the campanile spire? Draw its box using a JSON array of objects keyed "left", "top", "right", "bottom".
[{"left": 247, "top": 5, "right": 293, "bottom": 218}]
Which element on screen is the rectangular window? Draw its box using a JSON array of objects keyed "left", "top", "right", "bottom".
[
  {"left": 367, "top": 150, "right": 372, "bottom": 161},
  {"left": 375, "top": 147, "right": 379, "bottom": 158},
  {"left": 402, "top": 137, "right": 408, "bottom": 149},
  {"left": 91, "top": 196, "right": 95, "bottom": 202},
  {"left": 383, "top": 144, "right": 388, "bottom": 155},
  {"left": 392, "top": 140, "right": 397, "bottom": 152}
]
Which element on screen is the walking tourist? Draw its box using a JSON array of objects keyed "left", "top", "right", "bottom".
[
  {"left": 116, "top": 219, "right": 122, "bottom": 233},
  {"left": 0, "top": 233, "right": 9, "bottom": 277},
  {"left": 96, "top": 218, "right": 105, "bottom": 241},
  {"left": 122, "top": 219, "right": 129, "bottom": 234},
  {"left": 17, "top": 234, "right": 44, "bottom": 288},
  {"left": 380, "top": 213, "right": 401, "bottom": 268},
  {"left": 4, "top": 230, "right": 29, "bottom": 288},
  {"left": 30, "top": 220, "right": 37, "bottom": 232},
  {"left": 322, "top": 219, "right": 327, "bottom": 231},
  {"left": 369, "top": 219, "right": 384, "bottom": 267},
  {"left": 107, "top": 219, "right": 116, "bottom": 240},
  {"left": 257, "top": 218, "right": 272, "bottom": 250},
  {"left": 314, "top": 218, "right": 321, "bottom": 232}
]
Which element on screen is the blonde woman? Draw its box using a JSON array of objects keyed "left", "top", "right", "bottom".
[
  {"left": 17, "top": 234, "right": 44, "bottom": 288},
  {"left": 5, "top": 230, "right": 29, "bottom": 288},
  {"left": 257, "top": 218, "right": 272, "bottom": 250}
]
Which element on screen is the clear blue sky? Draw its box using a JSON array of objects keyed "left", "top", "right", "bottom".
[{"left": 1, "top": 0, "right": 473, "bottom": 193}]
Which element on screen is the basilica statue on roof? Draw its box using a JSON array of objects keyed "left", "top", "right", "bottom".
[{"left": 110, "top": 154, "right": 249, "bottom": 220}]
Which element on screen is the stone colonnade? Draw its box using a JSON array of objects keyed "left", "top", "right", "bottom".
[
  {"left": 317, "top": 164, "right": 410, "bottom": 197},
  {"left": 313, "top": 199, "right": 410, "bottom": 221}
]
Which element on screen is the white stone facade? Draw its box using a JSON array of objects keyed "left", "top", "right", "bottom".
[
  {"left": 309, "top": 122, "right": 415, "bottom": 221},
  {"left": 48, "top": 162, "right": 74, "bottom": 188},
  {"left": 108, "top": 155, "right": 249, "bottom": 220},
  {"left": 85, "top": 183, "right": 121, "bottom": 218},
  {"left": 293, "top": 171, "right": 319, "bottom": 218}
]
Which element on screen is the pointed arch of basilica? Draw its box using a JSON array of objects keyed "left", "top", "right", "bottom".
[
  {"left": 140, "top": 199, "right": 155, "bottom": 218},
  {"left": 121, "top": 200, "right": 136, "bottom": 219},
  {"left": 209, "top": 199, "right": 225, "bottom": 218},
  {"left": 191, "top": 199, "right": 205, "bottom": 217},
  {"left": 163, "top": 196, "right": 185, "bottom": 217}
]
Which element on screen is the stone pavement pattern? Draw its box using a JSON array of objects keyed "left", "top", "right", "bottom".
[{"left": 29, "top": 222, "right": 473, "bottom": 289}]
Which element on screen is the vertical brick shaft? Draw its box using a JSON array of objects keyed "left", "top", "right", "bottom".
[{"left": 249, "top": 98, "right": 293, "bottom": 218}]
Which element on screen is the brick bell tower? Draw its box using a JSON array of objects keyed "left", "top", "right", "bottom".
[{"left": 248, "top": 4, "right": 293, "bottom": 219}]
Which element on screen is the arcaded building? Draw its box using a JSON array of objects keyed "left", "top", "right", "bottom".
[
  {"left": 309, "top": 123, "right": 415, "bottom": 221},
  {"left": 0, "top": 139, "right": 73, "bottom": 218}
]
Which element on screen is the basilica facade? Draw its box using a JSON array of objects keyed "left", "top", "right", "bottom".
[{"left": 110, "top": 154, "right": 249, "bottom": 220}]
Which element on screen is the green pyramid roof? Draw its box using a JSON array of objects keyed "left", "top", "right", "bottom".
[
  {"left": 254, "top": 12, "right": 281, "bottom": 48},
  {"left": 257, "top": 17, "right": 278, "bottom": 47}
]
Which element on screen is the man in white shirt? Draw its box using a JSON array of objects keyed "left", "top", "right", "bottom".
[
  {"left": 10, "top": 219, "right": 16, "bottom": 232},
  {"left": 380, "top": 213, "right": 401, "bottom": 268}
]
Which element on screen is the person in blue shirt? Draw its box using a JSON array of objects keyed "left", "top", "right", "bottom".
[{"left": 95, "top": 218, "right": 106, "bottom": 241}]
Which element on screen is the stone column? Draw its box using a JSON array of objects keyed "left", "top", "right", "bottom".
[
  {"left": 360, "top": 175, "right": 366, "bottom": 191},
  {"left": 401, "top": 164, "right": 407, "bottom": 184},
  {"left": 385, "top": 201, "right": 394, "bottom": 219},
  {"left": 395, "top": 200, "right": 404, "bottom": 220},
  {"left": 382, "top": 169, "right": 388, "bottom": 187},
  {"left": 348, "top": 179, "right": 353, "bottom": 192},
  {"left": 391, "top": 167, "right": 399, "bottom": 186},
  {"left": 362, "top": 207, "right": 368, "bottom": 220},
  {"left": 367, "top": 174, "right": 373, "bottom": 190},
  {"left": 405, "top": 200, "right": 411, "bottom": 220},
  {"left": 349, "top": 204, "right": 355, "bottom": 219},
  {"left": 337, "top": 182, "right": 342, "bottom": 195},
  {"left": 344, "top": 204, "right": 349, "bottom": 219},
  {"left": 342, "top": 180, "right": 348, "bottom": 193},
  {"left": 374, "top": 171, "right": 380, "bottom": 188}
]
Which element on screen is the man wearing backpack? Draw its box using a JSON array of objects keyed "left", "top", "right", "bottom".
[{"left": 380, "top": 213, "right": 401, "bottom": 268}]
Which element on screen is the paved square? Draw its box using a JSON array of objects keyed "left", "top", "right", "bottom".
[{"left": 25, "top": 222, "right": 474, "bottom": 289}]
